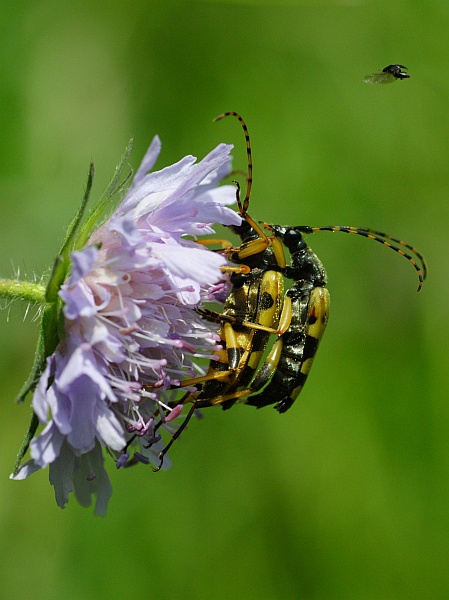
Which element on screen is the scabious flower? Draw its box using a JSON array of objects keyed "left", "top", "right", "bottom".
[{"left": 11, "top": 135, "right": 240, "bottom": 515}]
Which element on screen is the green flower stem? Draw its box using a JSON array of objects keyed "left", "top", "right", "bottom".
[{"left": 0, "top": 279, "right": 46, "bottom": 304}]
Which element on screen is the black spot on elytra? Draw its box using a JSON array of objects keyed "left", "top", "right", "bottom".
[{"left": 259, "top": 291, "right": 275, "bottom": 310}]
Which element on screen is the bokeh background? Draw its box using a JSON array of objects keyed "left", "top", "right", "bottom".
[{"left": 0, "top": 1, "right": 447, "bottom": 598}]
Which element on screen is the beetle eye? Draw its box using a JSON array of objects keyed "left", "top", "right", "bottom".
[{"left": 284, "top": 228, "right": 303, "bottom": 249}]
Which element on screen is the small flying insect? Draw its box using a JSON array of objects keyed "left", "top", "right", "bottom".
[{"left": 363, "top": 64, "right": 410, "bottom": 84}]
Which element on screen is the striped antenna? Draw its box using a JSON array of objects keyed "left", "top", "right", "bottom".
[
  {"left": 214, "top": 111, "right": 270, "bottom": 243},
  {"left": 297, "top": 225, "right": 427, "bottom": 292},
  {"left": 213, "top": 111, "right": 252, "bottom": 217}
]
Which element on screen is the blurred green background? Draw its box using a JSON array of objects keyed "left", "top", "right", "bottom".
[{"left": 0, "top": 1, "right": 447, "bottom": 598}]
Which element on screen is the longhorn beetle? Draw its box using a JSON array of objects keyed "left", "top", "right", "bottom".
[{"left": 147, "top": 112, "right": 427, "bottom": 469}]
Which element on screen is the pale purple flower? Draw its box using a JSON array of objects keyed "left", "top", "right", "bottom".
[{"left": 12, "top": 136, "right": 240, "bottom": 515}]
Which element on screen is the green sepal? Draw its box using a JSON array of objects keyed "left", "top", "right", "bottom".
[
  {"left": 16, "top": 161, "right": 96, "bottom": 403},
  {"left": 48, "top": 164, "right": 96, "bottom": 303},
  {"left": 12, "top": 412, "right": 39, "bottom": 476},
  {"left": 16, "top": 300, "right": 61, "bottom": 404},
  {"left": 74, "top": 139, "right": 133, "bottom": 251}
]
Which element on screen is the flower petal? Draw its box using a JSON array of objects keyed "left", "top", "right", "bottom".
[{"left": 24, "top": 130, "right": 238, "bottom": 514}]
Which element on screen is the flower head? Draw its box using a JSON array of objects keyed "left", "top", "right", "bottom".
[{"left": 12, "top": 136, "right": 240, "bottom": 515}]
